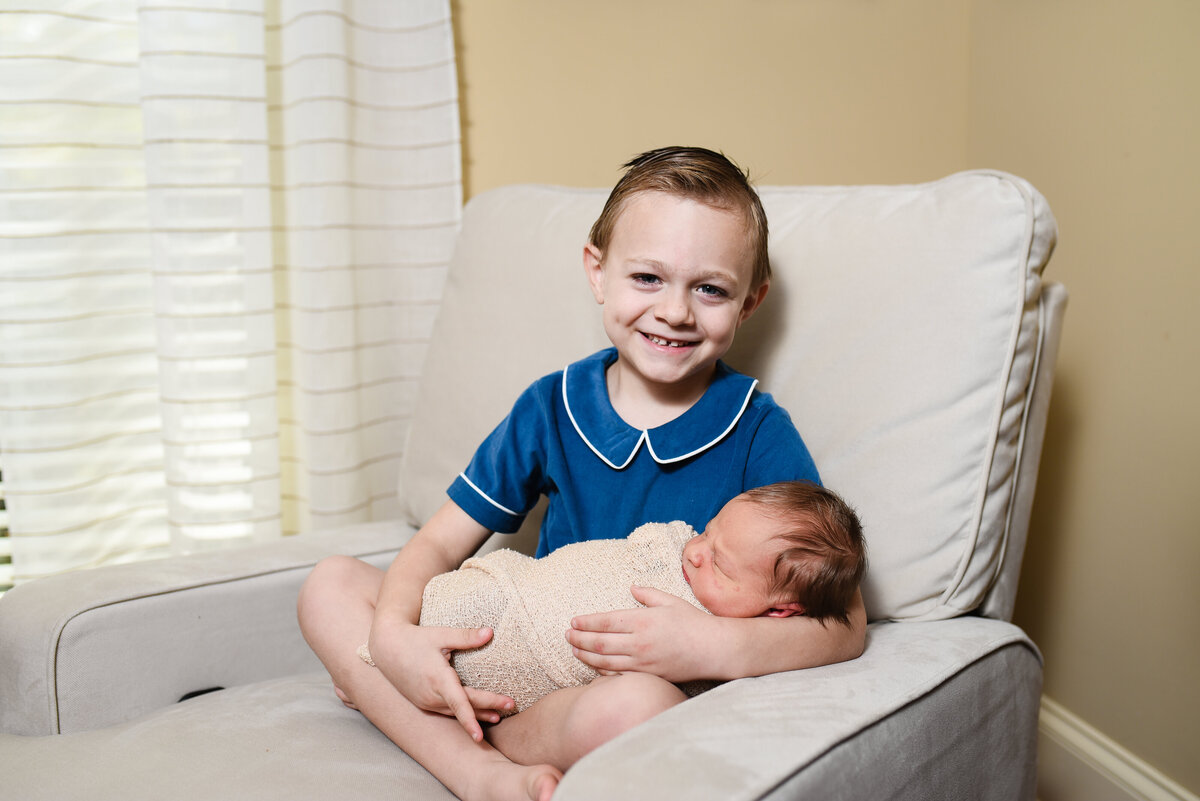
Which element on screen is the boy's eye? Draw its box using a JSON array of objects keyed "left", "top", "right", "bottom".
[
  {"left": 632, "top": 273, "right": 662, "bottom": 287},
  {"left": 697, "top": 284, "right": 728, "bottom": 298}
]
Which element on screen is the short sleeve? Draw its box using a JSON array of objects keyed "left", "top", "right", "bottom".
[
  {"left": 447, "top": 380, "right": 553, "bottom": 533},
  {"left": 743, "top": 400, "right": 821, "bottom": 489}
]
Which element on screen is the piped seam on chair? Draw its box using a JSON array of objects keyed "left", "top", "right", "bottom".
[
  {"left": 988, "top": 293, "right": 1048, "bottom": 612},
  {"left": 939, "top": 171, "right": 1040, "bottom": 611}
]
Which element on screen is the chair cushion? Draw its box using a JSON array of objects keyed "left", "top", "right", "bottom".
[
  {"left": 0, "top": 673, "right": 457, "bottom": 801},
  {"left": 399, "top": 172, "right": 1057, "bottom": 621}
]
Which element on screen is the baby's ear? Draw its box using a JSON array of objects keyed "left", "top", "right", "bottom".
[{"left": 764, "top": 602, "right": 804, "bottom": 618}]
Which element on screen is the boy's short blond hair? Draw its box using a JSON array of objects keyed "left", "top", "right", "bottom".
[{"left": 588, "top": 146, "right": 771, "bottom": 289}]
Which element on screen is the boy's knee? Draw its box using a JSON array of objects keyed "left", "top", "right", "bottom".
[
  {"left": 297, "top": 555, "right": 368, "bottom": 628},
  {"left": 308, "top": 554, "right": 361, "bottom": 585},
  {"left": 564, "top": 674, "right": 686, "bottom": 758}
]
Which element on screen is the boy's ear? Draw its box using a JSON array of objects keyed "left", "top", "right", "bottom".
[
  {"left": 738, "top": 280, "right": 770, "bottom": 325},
  {"left": 764, "top": 601, "right": 804, "bottom": 618},
  {"left": 583, "top": 243, "right": 605, "bottom": 304}
]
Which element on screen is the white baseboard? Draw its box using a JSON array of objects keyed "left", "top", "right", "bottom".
[{"left": 1038, "top": 697, "right": 1197, "bottom": 801}]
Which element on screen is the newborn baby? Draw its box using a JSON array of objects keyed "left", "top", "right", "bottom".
[{"left": 359, "top": 481, "right": 864, "bottom": 713}]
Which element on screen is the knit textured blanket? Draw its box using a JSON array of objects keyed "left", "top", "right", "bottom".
[{"left": 360, "top": 521, "right": 711, "bottom": 713}]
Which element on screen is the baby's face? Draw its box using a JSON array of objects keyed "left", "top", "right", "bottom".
[{"left": 682, "top": 498, "right": 790, "bottom": 618}]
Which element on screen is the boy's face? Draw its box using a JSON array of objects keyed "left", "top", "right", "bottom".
[
  {"left": 584, "top": 192, "right": 768, "bottom": 405},
  {"left": 682, "top": 497, "right": 802, "bottom": 618}
]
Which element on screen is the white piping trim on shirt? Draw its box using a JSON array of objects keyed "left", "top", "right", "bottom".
[
  {"left": 562, "top": 361, "right": 759, "bottom": 468},
  {"left": 644, "top": 378, "right": 758, "bottom": 464},
  {"left": 562, "top": 363, "right": 643, "bottom": 470},
  {"left": 457, "top": 472, "right": 521, "bottom": 517}
]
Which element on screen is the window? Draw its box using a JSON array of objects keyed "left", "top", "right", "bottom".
[{"left": 0, "top": 2, "right": 461, "bottom": 589}]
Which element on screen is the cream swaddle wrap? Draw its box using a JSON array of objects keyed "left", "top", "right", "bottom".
[{"left": 359, "top": 521, "right": 710, "bottom": 713}]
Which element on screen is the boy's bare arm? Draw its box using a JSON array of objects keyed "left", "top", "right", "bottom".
[
  {"left": 567, "top": 587, "right": 867, "bottom": 681},
  {"left": 371, "top": 500, "right": 490, "bottom": 629},
  {"left": 367, "top": 500, "right": 515, "bottom": 739},
  {"left": 711, "top": 588, "right": 867, "bottom": 678}
]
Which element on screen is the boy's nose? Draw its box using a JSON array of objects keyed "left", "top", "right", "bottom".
[{"left": 655, "top": 291, "right": 693, "bottom": 326}]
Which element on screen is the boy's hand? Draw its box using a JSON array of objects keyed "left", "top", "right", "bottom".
[
  {"left": 566, "top": 586, "right": 720, "bottom": 682},
  {"left": 368, "top": 620, "right": 515, "bottom": 742}
]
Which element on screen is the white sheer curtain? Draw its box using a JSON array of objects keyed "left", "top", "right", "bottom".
[{"left": 0, "top": 1, "right": 461, "bottom": 586}]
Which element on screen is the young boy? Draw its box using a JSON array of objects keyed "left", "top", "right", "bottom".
[
  {"left": 357, "top": 481, "right": 866, "bottom": 714},
  {"left": 297, "top": 147, "right": 867, "bottom": 801}
]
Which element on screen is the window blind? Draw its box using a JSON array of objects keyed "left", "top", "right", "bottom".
[{"left": 0, "top": 0, "right": 461, "bottom": 587}]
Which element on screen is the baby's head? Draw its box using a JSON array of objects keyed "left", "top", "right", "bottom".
[
  {"left": 589, "top": 146, "right": 771, "bottom": 291},
  {"left": 682, "top": 481, "right": 866, "bottom": 625}
]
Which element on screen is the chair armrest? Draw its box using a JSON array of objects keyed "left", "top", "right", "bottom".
[
  {"left": 557, "top": 617, "right": 1043, "bottom": 801},
  {"left": 0, "top": 520, "right": 413, "bottom": 735}
]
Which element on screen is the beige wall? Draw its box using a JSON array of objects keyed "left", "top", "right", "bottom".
[
  {"left": 453, "top": 0, "right": 1199, "bottom": 793},
  {"left": 453, "top": 0, "right": 970, "bottom": 194},
  {"left": 968, "top": 0, "right": 1200, "bottom": 792}
]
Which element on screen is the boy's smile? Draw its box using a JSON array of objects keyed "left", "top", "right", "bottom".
[
  {"left": 643, "top": 334, "right": 693, "bottom": 348},
  {"left": 584, "top": 192, "right": 768, "bottom": 426}
]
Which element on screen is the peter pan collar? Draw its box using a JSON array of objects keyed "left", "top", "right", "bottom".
[{"left": 562, "top": 348, "right": 758, "bottom": 470}]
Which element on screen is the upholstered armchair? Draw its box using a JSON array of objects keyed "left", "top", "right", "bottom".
[{"left": 0, "top": 170, "right": 1064, "bottom": 800}]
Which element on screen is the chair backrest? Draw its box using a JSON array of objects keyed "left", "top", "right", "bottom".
[{"left": 399, "top": 171, "right": 1063, "bottom": 622}]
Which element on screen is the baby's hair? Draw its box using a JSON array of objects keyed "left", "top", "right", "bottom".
[
  {"left": 742, "top": 481, "right": 866, "bottom": 627},
  {"left": 588, "top": 146, "right": 771, "bottom": 289}
]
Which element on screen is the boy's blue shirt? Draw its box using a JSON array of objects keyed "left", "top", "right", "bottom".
[{"left": 448, "top": 348, "right": 820, "bottom": 558}]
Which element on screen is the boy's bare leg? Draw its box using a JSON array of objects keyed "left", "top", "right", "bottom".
[
  {"left": 486, "top": 673, "right": 687, "bottom": 772},
  {"left": 298, "top": 556, "right": 560, "bottom": 801}
]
